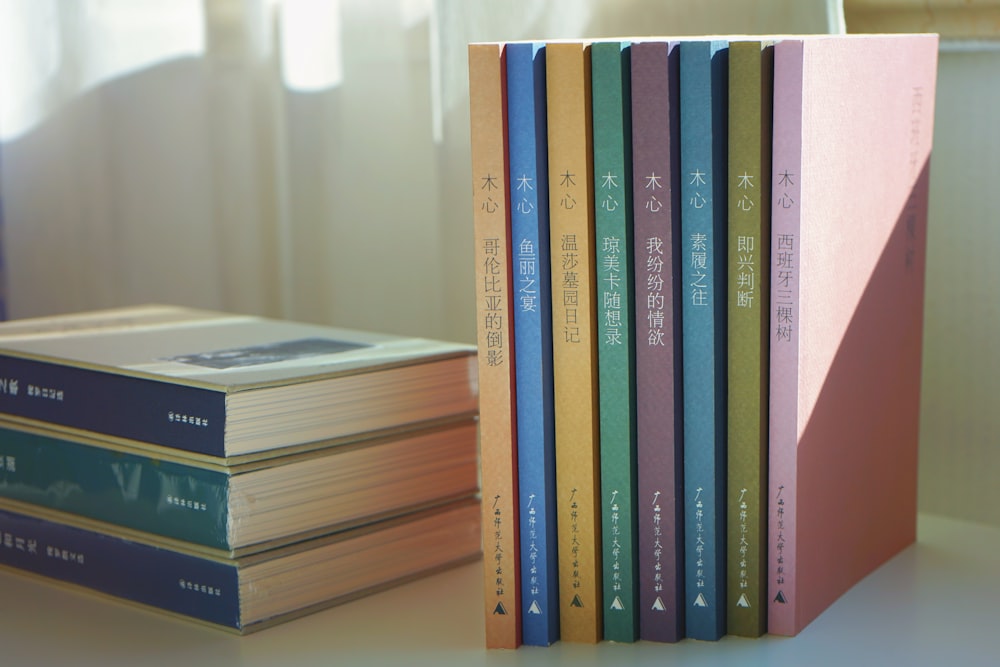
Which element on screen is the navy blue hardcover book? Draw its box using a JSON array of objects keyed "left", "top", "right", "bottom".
[
  {"left": 0, "top": 305, "right": 477, "bottom": 459},
  {"left": 678, "top": 39, "right": 729, "bottom": 641},
  {"left": 506, "top": 41, "right": 559, "bottom": 647},
  {"left": 0, "top": 498, "right": 481, "bottom": 633}
]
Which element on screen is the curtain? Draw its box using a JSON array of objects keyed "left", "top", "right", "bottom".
[{"left": 0, "top": 0, "right": 836, "bottom": 341}]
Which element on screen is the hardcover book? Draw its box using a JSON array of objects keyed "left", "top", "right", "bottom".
[
  {"left": 0, "top": 416, "right": 478, "bottom": 556},
  {"left": 767, "top": 33, "right": 938, "bottom": 636},
  {"left": 545, "top": 40, "right": 603, "bottom": 644},
  {"left": 591, "top": 39, "right": 639, "bottom": 644},
  {"left": 726, "top": 39, "right": 773, "bottom": 638},
  {"left": 0, "top": 497, "right": 480, "bottom": 634},
  {"left": 468, "top": 41, "right": 522, "bottom": 649},
  {"left": 630, "top": 38, "right": 685, "bottom": 644},
  {"left": 0, "top": 305, "right": 477, "bottom": 460},
  {"left": 505, "top": 41, "right": 560, "bottom": 647},
  {"left": 678, "top": 39, "right": 729, "bottom": 642}
]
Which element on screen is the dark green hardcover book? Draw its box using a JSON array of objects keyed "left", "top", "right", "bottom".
[
  {"left": 0, "top": 417, "right": 480, "bottom": 556},
  {"left": 726, "top": 40, "right": 773, "bottom": 638},
  {"left": 591, "top": 40, "right": 639, "bottom": 643}
]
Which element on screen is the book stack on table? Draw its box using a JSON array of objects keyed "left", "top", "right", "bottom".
[{"left": 0, "top": 304, "right": 482, "bottom": 633}]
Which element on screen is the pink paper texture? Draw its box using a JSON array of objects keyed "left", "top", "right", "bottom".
[{"left": 768, "top": 34, "right": 938, "bottom": 636}]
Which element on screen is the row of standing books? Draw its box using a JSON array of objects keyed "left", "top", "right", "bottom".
[
  {"left": 469, "top": 33, "right": 938, "bottom": 647},
  {"left": 0, "top": 304, "right": 482, "bottom": 632}
]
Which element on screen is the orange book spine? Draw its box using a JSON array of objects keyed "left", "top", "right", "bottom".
[
  {"left": 468, "top": 42, "right": 521, "bottom": 649},
  {"left": 545, "top": 41, "right": 602, "bottom": 643}
]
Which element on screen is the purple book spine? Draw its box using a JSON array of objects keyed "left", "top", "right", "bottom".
[{"left": 630, "top": 40, "right": 684, "bottom": 644}]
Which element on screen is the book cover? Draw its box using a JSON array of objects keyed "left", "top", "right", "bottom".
[
  {"left": 505, "top": 40, "right": 559, "bottom": 647},
  {"left": 468, "top": 41, "right": 522, "bottom": 649},
  {"left": 0, "top": 305, "right": 477, "bottom": 459},
  {"left": 0, "top": 497, "right": 481, "bottom": 634},
  {"left": 0, "top": 417, "right": 479, "bottom": 556},
  {"left": 767, "top": 33, "right": 938, "bottom": 636},
  {"left": 591, "top": 39, "right": 639, "bottom": 644},
  {"left": 725, "top": 39, "right": 773, "bottom": 638},
  {"left": 545, "top": 40, "right": 603, "bottom": 644},
  {"left": 630, "top": 39, "right": 685, "bottom": 644},
  {"left": 678, "top": 39, "right": 728, "bottom": 642}
]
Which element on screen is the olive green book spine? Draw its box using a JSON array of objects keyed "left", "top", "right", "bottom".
[{"left": 726, "top": 39, "right": 773, "bottom": 638}]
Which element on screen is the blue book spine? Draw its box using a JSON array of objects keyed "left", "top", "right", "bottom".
[
  {"left": 0, "top": 355, "right": 227, "bottom": 456},
  {"left": 506, "top": 41, "right": 559, "bottom": 647},
  {"left": 0, "top": 507, "right": 242, "bottom": 629},
  {"left": 678, "top": 40, "right": 728, "bottom": 641}
]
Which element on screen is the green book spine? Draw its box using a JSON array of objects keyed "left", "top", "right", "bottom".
[
  {"left": 0, "top": 425, "right": 230, "bottom": 549},
  {"left": 726, "top": 40, "right": 773, "bottom": 638},
  {"left": 591, "top": 40, "right": 638, "bottom": 644}
]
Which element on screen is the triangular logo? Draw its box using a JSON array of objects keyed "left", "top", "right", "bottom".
[
  {"left": 774, "top": 590, "right": 787, "bottom": 604},
  {"left": 493, "top": 602, "right": 508, "bottom": 615},
  {"left": 737, "top": 594, "right": 751, "bottom": 608},
  {"left": 651, "top": 597, "right": 666, "bottom": 612},
  {"left": 693, "top": 593, "right": 708, "bottom": 608},
  {"left": 527, "top": 600, "right": 543, "bottom": 615},
  {"left": 571, "top": 594, "right": 585, "bottom": 608},
  {"left": 610, "top": 596, "right": 625, "bottom": 611}
]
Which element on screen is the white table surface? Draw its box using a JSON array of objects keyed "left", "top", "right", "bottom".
[{"left": 0, "top": 513, "right": 997, "bottom": 667}]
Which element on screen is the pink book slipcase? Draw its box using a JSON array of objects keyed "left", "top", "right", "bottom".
[{"left": 767, "top": 33, "right": 938, "bottom": 636}]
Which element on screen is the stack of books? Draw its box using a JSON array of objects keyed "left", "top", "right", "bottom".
[
  {"left": 469, "top": 33, "right": 937, "bottom": 648},
  {"left": 0, "top": 304, "right": 482, "bottom": 633}
]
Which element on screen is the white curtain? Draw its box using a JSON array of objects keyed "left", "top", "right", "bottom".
[{"left": 0, "top": 0, "right": 836, "bottom": 341}]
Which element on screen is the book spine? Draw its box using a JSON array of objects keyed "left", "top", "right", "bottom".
[
  {"left": 505, "top": 41, "right": 559, "bottom": 648},
  {"left": 591, "top": 40, "right": 639, "bottom": 644},
  {"left": 0, "top": 426, "right": 231, "bottom": 550},
  {"left": 678, "top": 40, "right": 728, "bottom": 642},
  {"left": 0, "top": 355, "right": 227, "bottom": 456},
  {"left": 630, "top": 40, "right": 685, "bottom": 644},
  {"left": 0, "top": 506, "right": 241, "bottom": 629},
  {"left": 468, "top": 42, "right": 522, "bottom": 649},
  {"left": 767, "top": 38, "right": 804, "bottom": 638},
  {"left": 545, "top": 41, "right": 602, "bottom": 644},
  {"left": 726, "top": 40, "right": 773, "bottom": 638}
]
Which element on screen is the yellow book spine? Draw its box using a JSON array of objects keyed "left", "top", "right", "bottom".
[
  {"left": 545, "top": 41, "right": 602, "bottom": 644},
  {"left": 468, "top": 42, "right": 521, "bottom": 649}
]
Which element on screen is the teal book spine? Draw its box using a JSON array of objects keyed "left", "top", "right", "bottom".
[
  {"left": 678, "top": 39, "right": 728, "bottom": 641},
  {"left": 591, "top": 40, "right": 639, "bottom": 644},
  {"left": 0, "top": 425, "right": 229, "bottom": 549},
  {"left": 506, "top": 41, "right": 559, "bottom": 647}
]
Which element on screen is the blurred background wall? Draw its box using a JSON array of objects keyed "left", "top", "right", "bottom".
[{"left": 0, "top": 0, "right": 996, "bottom": 527}]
